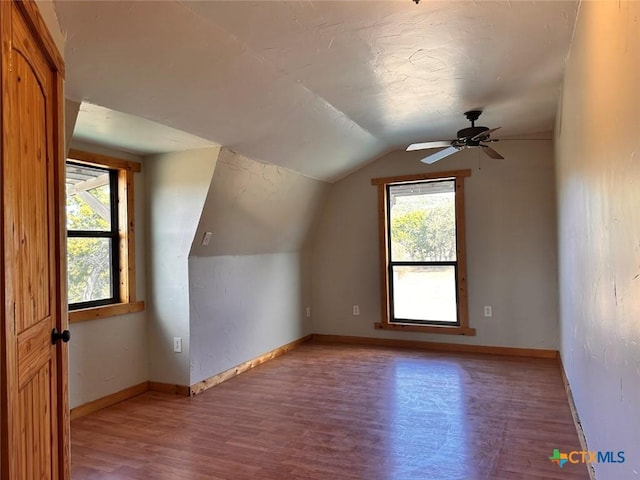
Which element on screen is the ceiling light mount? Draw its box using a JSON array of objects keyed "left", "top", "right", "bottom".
[{"left": 464, "top": 110, "right": 482, "bottom": 127}]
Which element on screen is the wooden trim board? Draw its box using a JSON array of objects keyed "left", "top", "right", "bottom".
[
  {"left": 189, "top": 334, "right": 313, "bottom": 396},
  {"left": 148, "top": 381, "right": 190, "bottom": 397},
  {"left": 371, "top": 169, "right": 472, "bottom": 185},
  {"left": 311, "top": 334, "right": 559, "bottom": 359},
  {"left": 15, "top": 0, "right": 65, "bottom": 75},
  {"left": 69, "top": 300, "right": 145, "bottom": 323},
  {"left": 375, "top": 322, "right": 476, "bottom": 336},
  {"left": 67, "top": 148, "right": 141, "bottom": 173},
  {"left": 70, "top": 381, "right": 149, "bottom": 420},
  {"left": 558, "top": 355, "right": 596, "bottom": 480}
]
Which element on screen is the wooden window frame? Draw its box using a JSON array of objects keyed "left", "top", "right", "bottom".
[
  {"left": 371, "top": 169, "right": 475, "bottom": 336},
  {"left": 67, "top": 162, "right": 120, "bottom": 310},
  {"left": 66, "top": 149, "right": 144, "bottom": 323}
]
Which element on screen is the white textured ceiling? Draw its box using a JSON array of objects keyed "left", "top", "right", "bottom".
[
  {"left": 55, "top": 0, "right": 578, "bottom": 182},
  {"left": 74, "top": 103, "right": 216, "bottom": 155}
]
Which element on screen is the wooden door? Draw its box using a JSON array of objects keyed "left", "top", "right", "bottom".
[{"left": 1, "top": 1, "right": 68, "bottom": 479}]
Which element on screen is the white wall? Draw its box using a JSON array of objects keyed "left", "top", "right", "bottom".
[
  {"left": 145, "top": 147, "right": 219, "bottom": 386},
  {"left": 77, "top": 143, "right": 325, "bottom": 392},
  {"left": 312, "top": 141, "right": 559, "bottom": 349},
  {"left": 188, "top": 148, "right": 327, "bottom": 384},
  {"left": 36, "top": 0, "right": 65, "bottom": 54},
  {"left": 191, "top": 148, "right": 328, "bottom": 257},
  {"left": 189, "top": 253, "right": 310, "bottom": 384},
  {"left": 67, "top": 141, "right": 149, "bottom": 408},
  {"left": 64, "top": 100, "right": 80, "bottom": 152},
  {"left": 556, "top": 2, "right": 640, "bottom": 478}
]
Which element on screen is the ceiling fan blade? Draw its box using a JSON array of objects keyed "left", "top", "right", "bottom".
[
  {"left": 481, "top": 145, "right": 504, "bottom": 159},
  {"left": 471, "top": 126, "right": 502, "bottom": 142},
  {"left": 406, "top": 140, "right": 453, "bottom": 151},
  {"left": 420, "top": 146, "right": 460, "bottom": 164}
]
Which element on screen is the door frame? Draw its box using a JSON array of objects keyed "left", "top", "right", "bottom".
[{"left": 0, "top": 1, "right": 67, "bottom": 478}]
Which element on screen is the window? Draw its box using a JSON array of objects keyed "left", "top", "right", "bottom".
[
  {"left": 371, "top": 169, "right": 475, "bottom": 335},
  {"left": 66, "top": 149, "right": 144, "bottom": 322},
  {"left": 66, "top": 162, "right": 119, "bottom": 308}
]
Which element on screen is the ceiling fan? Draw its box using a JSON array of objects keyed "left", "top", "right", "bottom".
[{"left": 407, "top": 110, "right": 503, "bottom": 164}]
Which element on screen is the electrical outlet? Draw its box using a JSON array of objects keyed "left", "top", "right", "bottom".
[
  {"left": 353, "top": 305, "right": 360, "bottom": 316},
  {"left": 483, "top": 306, "right": 493, "bottom": 317},
  {"left": 173, "top": 337, "right": 182, "bottom": 353},
  {"left": 306, "top": 306, "right": 311, "bottom": 318}
]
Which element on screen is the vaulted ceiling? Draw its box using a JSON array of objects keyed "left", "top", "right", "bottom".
[{"left": 54, "top": 1, "right": 579, "bottom": 182}]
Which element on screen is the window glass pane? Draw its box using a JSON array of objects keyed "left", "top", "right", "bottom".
[
  {"left": 392, "top": 265, "right": 457, "bottom": 323},
  {"left": 66, "top": 163, "right": 111, "bottom": 231},
  {"left": 389, "top": 180, "right": 456, "bottom": 262},
  {"left": 67, "top": 237, "right": 114, "bottom": 304}
]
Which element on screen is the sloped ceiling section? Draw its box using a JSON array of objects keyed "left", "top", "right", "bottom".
[
  {"left": 73, "top": 103, "right": 217, "bottom": 155},
  {"left": 191, "top": 148, "right": 329, "bottom": 257},
  {"left": 55, "top": 1, "right": 384, "bottom": 181},
  {"left": 54, "top": 1, "right": 578, "bottom": 182}
]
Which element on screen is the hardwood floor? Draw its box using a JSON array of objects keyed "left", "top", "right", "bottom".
[{"left": 71, "top": 343, "right": 590, "bottom": 479}]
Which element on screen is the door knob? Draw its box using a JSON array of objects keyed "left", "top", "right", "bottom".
[{"left": 51, "top": 328, "right": 71, "bottom": 345}]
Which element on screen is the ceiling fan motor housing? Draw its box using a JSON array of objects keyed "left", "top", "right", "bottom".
[
  {"left": 456, "top": 126, "right": 490, "bottom": 146},
  {"left": 405, "top": 109, "right": 503, "bottom": 162}
]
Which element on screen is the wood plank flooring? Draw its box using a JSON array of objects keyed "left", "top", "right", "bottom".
[{"left": 71, "top": 343, "right": 590, "bottom": 479}]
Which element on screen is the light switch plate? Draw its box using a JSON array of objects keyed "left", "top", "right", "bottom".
[{"left": 201, "top": 231, "right": 212, "bottom": 246}]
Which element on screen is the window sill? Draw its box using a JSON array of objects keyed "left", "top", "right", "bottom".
[
  {"left": 69, "top": 301, "right": 145, "bottom": 324},
  {"left": 375, "top": 322, "right": 476, "bottom": 336}
]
